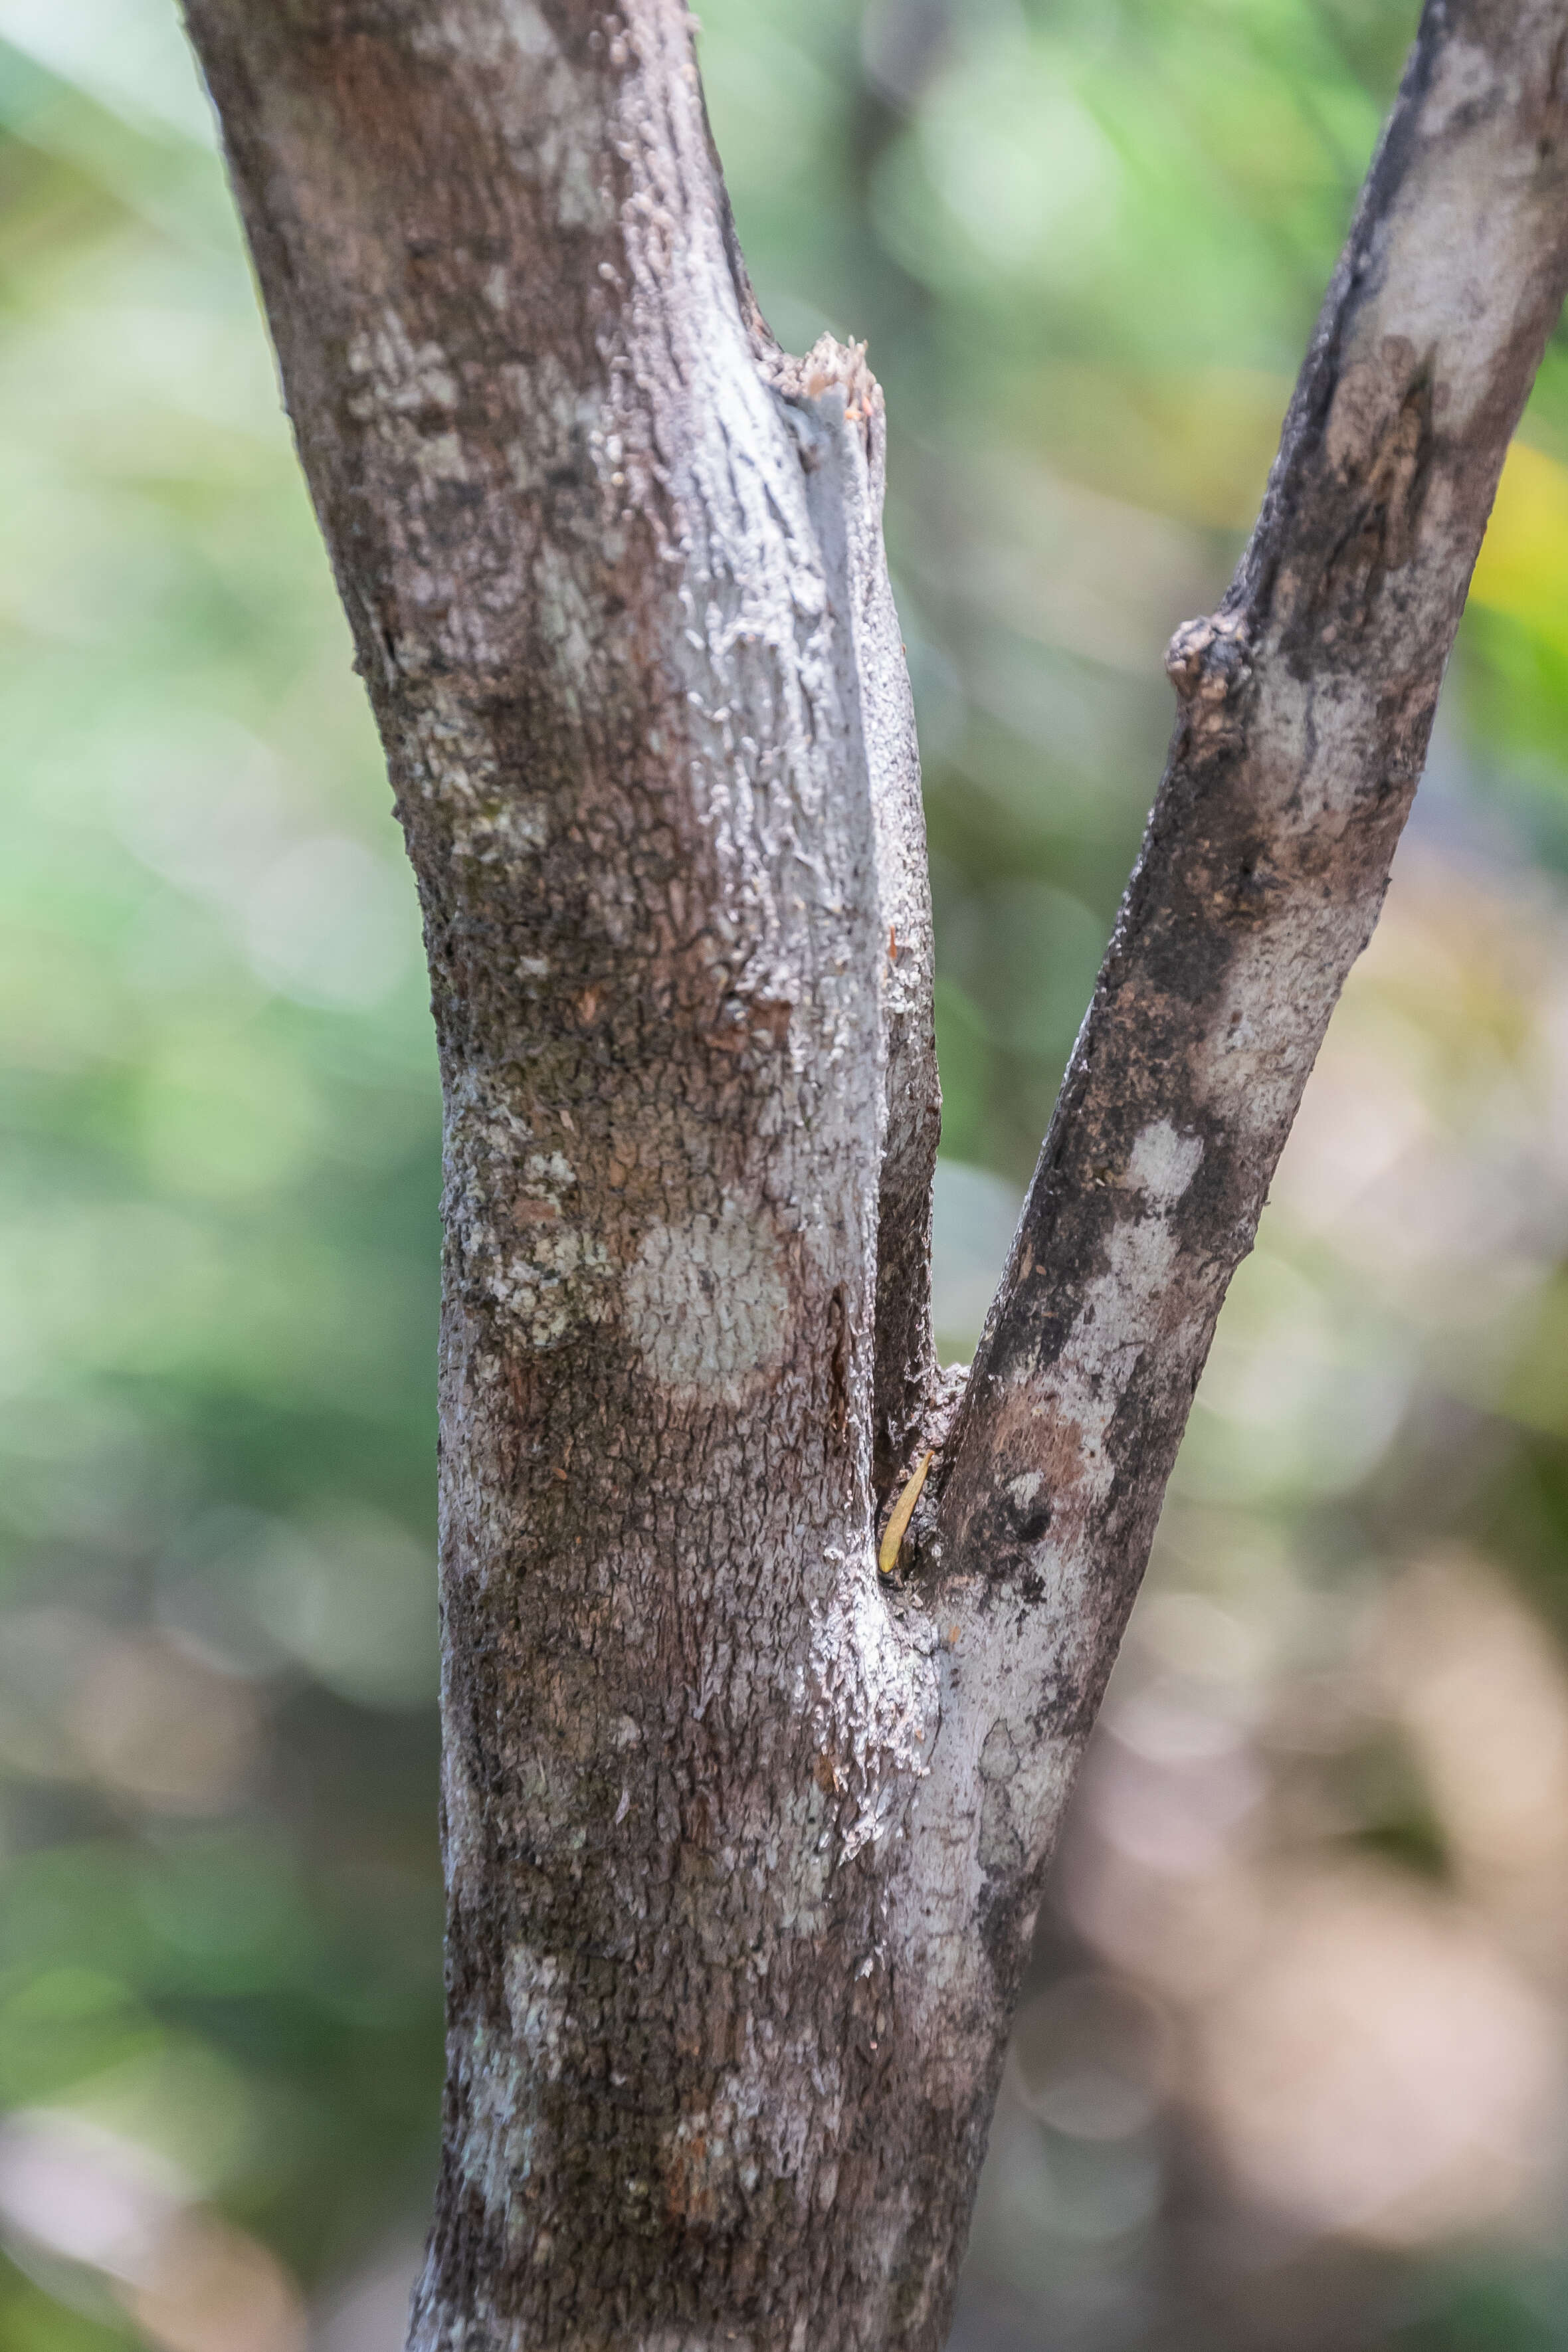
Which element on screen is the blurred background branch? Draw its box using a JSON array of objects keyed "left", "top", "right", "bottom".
[{"left": 4, "top": 0, "right": 1568, "bottom": 2346}]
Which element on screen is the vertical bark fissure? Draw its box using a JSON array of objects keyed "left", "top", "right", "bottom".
[{"left": 175, "top": 0, "right": 1568, "bottom": 2345}]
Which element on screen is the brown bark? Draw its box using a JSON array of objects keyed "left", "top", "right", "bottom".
[{"left": 175, "top": 1, "right": 1568, "bottom": 2346}]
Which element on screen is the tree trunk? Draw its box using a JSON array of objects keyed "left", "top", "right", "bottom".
[{"left": 176, "top": 1, "right": 1568, "bottom": 2345}]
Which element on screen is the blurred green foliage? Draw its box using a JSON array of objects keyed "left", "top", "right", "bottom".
[
  {"left": 0, "top": 7, "right": 442, "bottom": 2341},
  {"left": 3, "top": 1, "right": 1568, "bottom": 2347}
]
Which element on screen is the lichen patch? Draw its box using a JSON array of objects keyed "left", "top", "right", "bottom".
[
  {"left": 1127, "top": 1118, "right": 1203, "bottom": 1207},
  {"left": 623, "top": 1195, "right": 791, "bottom": 1400}
]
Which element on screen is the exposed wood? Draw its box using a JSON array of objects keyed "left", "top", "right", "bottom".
[{"left": 175, "top": 0, "right": 1568, "bottom": 2346}]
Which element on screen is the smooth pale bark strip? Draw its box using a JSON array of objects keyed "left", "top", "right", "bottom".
[
  {"left": 906, "top": 0, "right": 1568, "bottom": 2034},
  {"left": 177, "top": 3, "right": 953, "bottom": 2348}
]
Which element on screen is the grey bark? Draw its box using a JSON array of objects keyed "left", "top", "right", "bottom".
[{"left": 174, "top": 1, "right": 1568, "bottom": 2347}]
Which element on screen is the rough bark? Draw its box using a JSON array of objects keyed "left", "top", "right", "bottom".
[{"left": 175, "top": 1, "right": 1568, "bottom": 2347}]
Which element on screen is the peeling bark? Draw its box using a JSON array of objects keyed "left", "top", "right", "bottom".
[{"left": 175, "top": 1, "right": 1568, "bottom": 2347}]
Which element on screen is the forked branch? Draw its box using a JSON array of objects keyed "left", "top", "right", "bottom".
[{"left": 172, "top": 0, "right": 1568, "bottom": 2343}]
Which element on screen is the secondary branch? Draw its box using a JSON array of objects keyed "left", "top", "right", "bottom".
[{"left": 920, "top": 0, "right": 1568, "bottom": 1902}]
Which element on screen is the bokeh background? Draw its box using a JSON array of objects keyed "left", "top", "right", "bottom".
[{"left": 4, "top": 0, "right": 1568, "bottom": 2345}]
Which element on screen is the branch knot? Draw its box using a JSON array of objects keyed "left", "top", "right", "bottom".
[{"left": 1164, "top": 611, "right": 1254, "bottom": 751}]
